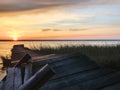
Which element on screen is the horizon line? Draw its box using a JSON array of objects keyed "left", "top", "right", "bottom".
[{"left": 0, "top": 39, "right": 120, "bottom": 41}]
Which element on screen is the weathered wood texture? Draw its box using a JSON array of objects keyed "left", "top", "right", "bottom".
[
  {"left": 15, "top": 54, "right": 31, "bottom": 67},
  {"left": 14, "top": 67, "right": 22, "bottom": 90},
  {"left": 1, "top": 54, "right": 32, "bottom": 90},
  {"left": 3, "top": 45, "right": 120, "bottom": 90},
  {"left": 19, "top": 64, "right": 55, "bottom": 90},
  {"left": 2, "top": 54, "right": 55, "bottom": 90},
  {"left": 31, "top": 54, "right": 120, "bottom": 90},
  {"left": 101, "top": 83, "right": 120, "bottom": 90},
  {"left": 11, "top": 54, "right": 58, "bottom": 66},
  {"left": 2, "top": 68, "right": 15, "bottom": 90},
  {"left": 81, "top": 71, "right": 120, "bottom": 90},
  {"left": 11, "top": 44, "right": 26, "bottom": 60},
  {"left": 0, "top": 81, "right": 3, "bottom": 90},
  {"left": 24, "top": 63, "right": 32, "bottom": 82},
  {"left": 11, "top": 44, "right": 39, "bottom": 60},
  {"left": 2, "top": 67, "right": 22, "bottom": 90}
]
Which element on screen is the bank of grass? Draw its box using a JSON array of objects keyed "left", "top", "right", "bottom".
[{"left": 31, "top": 45, "right": 120, "bottom": 69}]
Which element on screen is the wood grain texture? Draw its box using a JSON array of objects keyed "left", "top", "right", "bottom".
[
  {"left": 3, "top": 68, "right": 15, "bottom": 90},
  {"left": 24, "top": 63, "right": 32, "bottom": 82},
  {"left": 14, "top": 67, "right": 22, "bottom": 90},
  {"left": 0, "top": 81, "right": 3, "bottom": 90}
]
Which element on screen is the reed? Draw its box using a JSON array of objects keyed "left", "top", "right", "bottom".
[
  {"left": 31, "top": 45, "right": 120, "bottom": 69},
  {"left": 0, "top": 55, "right": 11, "bottom": 68}
]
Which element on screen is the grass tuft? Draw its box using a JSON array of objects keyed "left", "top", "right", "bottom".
[
  {"left": 0, "top": 55, "right": 11, "bottom": 68},
  {"left": 31, "top": 45, "right": 120, "bottom": 69}
]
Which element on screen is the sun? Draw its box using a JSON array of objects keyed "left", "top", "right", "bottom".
[{"left": 13, "top": 36, "right": 18, "bottom": 41}]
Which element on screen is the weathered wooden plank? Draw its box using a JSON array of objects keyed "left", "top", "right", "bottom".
[
  {"left": 81, "top": 71, "right": 120, "bottom": 90},
  {"left": 67, "top": 69, "right": 114, "bottom": 86},
  {"left": 2, "top": 54, "right": 31, "bottom": 90},
  {"left": 41, "top": 68, "right": 113, "bottom": 90},
  {"left": 51, "top": 68, "right": 113, "bottom": 84},
  {"left": 52, "top": 62, "right": 98, "bottom": 80},
  {"left": 33, "top": 54, "right": 96, "bottom": 75},
  {"left": 33, "top": 56, "right": 97, "bottom": 75},
  {"left": 101, "top": 83, "right": 120, "bottom": 90},
  {"left": 33, "top": 54, "right": 78, "bottom": 66},
  {"left": 32, "top": 54, "right": 56, "bottom": 61},
  {"left": 32, "top": 55, "right": 77, "bottom": 74},
  {"left": 24, "top": 63, "right": 32, "bottom": 82},
  {"left": 3, "top": 68, "right": 15, "bottom": 90},
  {"left": 15, "top": 54, "right": 31, "bottom": 67},
  {"left": 51, "top": 57, "right": 93, "bottom": 68},
  {"left": 14, "top": 67, "right": 22, "bottom": 90},
  {"left": 41, "top": 81, "right": 82, "bottom": 90},
  {"left": 11, "top": 44, "right": 26, "bottom": 60},
  {"left": 19, "top": 64, "right": 55, "bottom": 90},
  {"left": 53, "top": 58, "right": 96, "bottom": 70},
  {"left": 61, "top": 85, "right": 82, "bottom": 90},
  {"left": 47, "top": 53, "right": 89, "bottom": 64},
  {"left": 0, "top": 81, "right": 3, "bottom": 90}
]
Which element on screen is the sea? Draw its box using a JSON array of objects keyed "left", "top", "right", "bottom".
[{"left": 0, "top": 40, "right": 120, "bottom": 80}]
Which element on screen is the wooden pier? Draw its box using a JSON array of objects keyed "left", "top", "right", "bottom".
[{"left": 1, "top": 44, "right": 120, "bottom": 90}]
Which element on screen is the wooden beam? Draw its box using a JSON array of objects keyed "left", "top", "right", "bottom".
[
  {"left": 24, "top": 63, "right": 32, "bottom": 83},
  {"left": 82, "top": 71, "right": 120, "bottom": 90},
  {"left": 19, "top": 64, "right": 55, "bottom": 90},
  {"left": 15, "top": 54, "right": 31, "bottom": 67},
  {"left": 2, "top": 68, "right": 15, "bottom": 90},
  {"left": 0, "top": 81, "right": 3, "bottom": 90},
  {"left": 14, "top": 67, "right": 22, "bottom": 90}
]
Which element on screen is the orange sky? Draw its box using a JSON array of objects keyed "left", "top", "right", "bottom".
[{"left": 0, "top": 0, "right": 120, "bottom": 40}]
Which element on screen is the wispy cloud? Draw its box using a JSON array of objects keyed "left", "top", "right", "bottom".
[
  {"left": 0, "top": 0, "right": 120, "bottom": 13},
  {"left": 42, "top": 28, "right": 88, "bottom": 32},
  {"left": 42, "top": 29, "right": 63, "bottom": 32},
  {"left": 69, "top": 29, "right": 88, "bottom": 31},
  {"left": 0, "top": 0, "right": 80, "bottom": 12}
]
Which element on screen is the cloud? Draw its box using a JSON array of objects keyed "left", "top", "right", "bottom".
[
  {"left": 42, "top": 28, "right": 63, "bottom": 32},
  {"left": 0, "top": 0, "right": 120, "bottom": 13},
  {"left": 69, "top": 28, "right": 88, "bottom": 31},
  {"left": 53, "top": 29, "right": 63, "bottom": 31},
  {"left": 0, "top": 0, "right": 80, "bottom": 12},
  {"left": 42, "top": 29, "right": 51, "bottom": 31},
  {"left": 41, "top": 28, "right": 88, "bottom": 32}
]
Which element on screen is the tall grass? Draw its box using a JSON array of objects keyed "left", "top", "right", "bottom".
[
  {"left": 31, "top": 45, "right": 120, "bottom": 69},
  {"left": 0, "top": 55, "right": 11, "bottom": 68}
]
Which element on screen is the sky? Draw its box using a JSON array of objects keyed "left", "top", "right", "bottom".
[{"left": 0, "top": 0, "right": 120, "bottom": 40}]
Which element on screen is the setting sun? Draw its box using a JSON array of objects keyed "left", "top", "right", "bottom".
[{"left": 13, "top": 36, "right": 18, "bottom": 41}]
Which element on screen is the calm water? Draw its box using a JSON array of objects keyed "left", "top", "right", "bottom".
[{"left": 0, "top": 40, "right": 120, "bottom": 80}]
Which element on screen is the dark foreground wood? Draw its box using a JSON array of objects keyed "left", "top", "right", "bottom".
[
  {"left": 19, "top": 64, "right": 55, "bottom": 90},
  {"left": 1, "top": 44, "right": 120, "bottom": 90},
  {"left": 0, "top": 54, "right": 55, "bottom": 90}
]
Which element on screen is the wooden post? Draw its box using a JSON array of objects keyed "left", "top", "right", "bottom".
[
  {"left": 11, "top": 44, "right": 25, "bottom": 60},
  {"left": 19, "top": 64, "right": 55, "bottom": 90},
  {"left": 2, "top": 68, "right": 15, "bottom": 90},
  {"left": 24, "top": 63, "right": 32, "bottom": 82},
  {"left": 14, "top": 67, "right": 22, "bottom": 90},
  {"left": 15, "top": 54, "right": 32, "bottom": 84},
  {"left": 15, "top": 54, "right": 31, "bottom": 67}
]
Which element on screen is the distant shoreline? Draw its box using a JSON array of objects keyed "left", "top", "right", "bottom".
[{"left": 0, "top": 39, "right": 120, "bottom": 41}]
